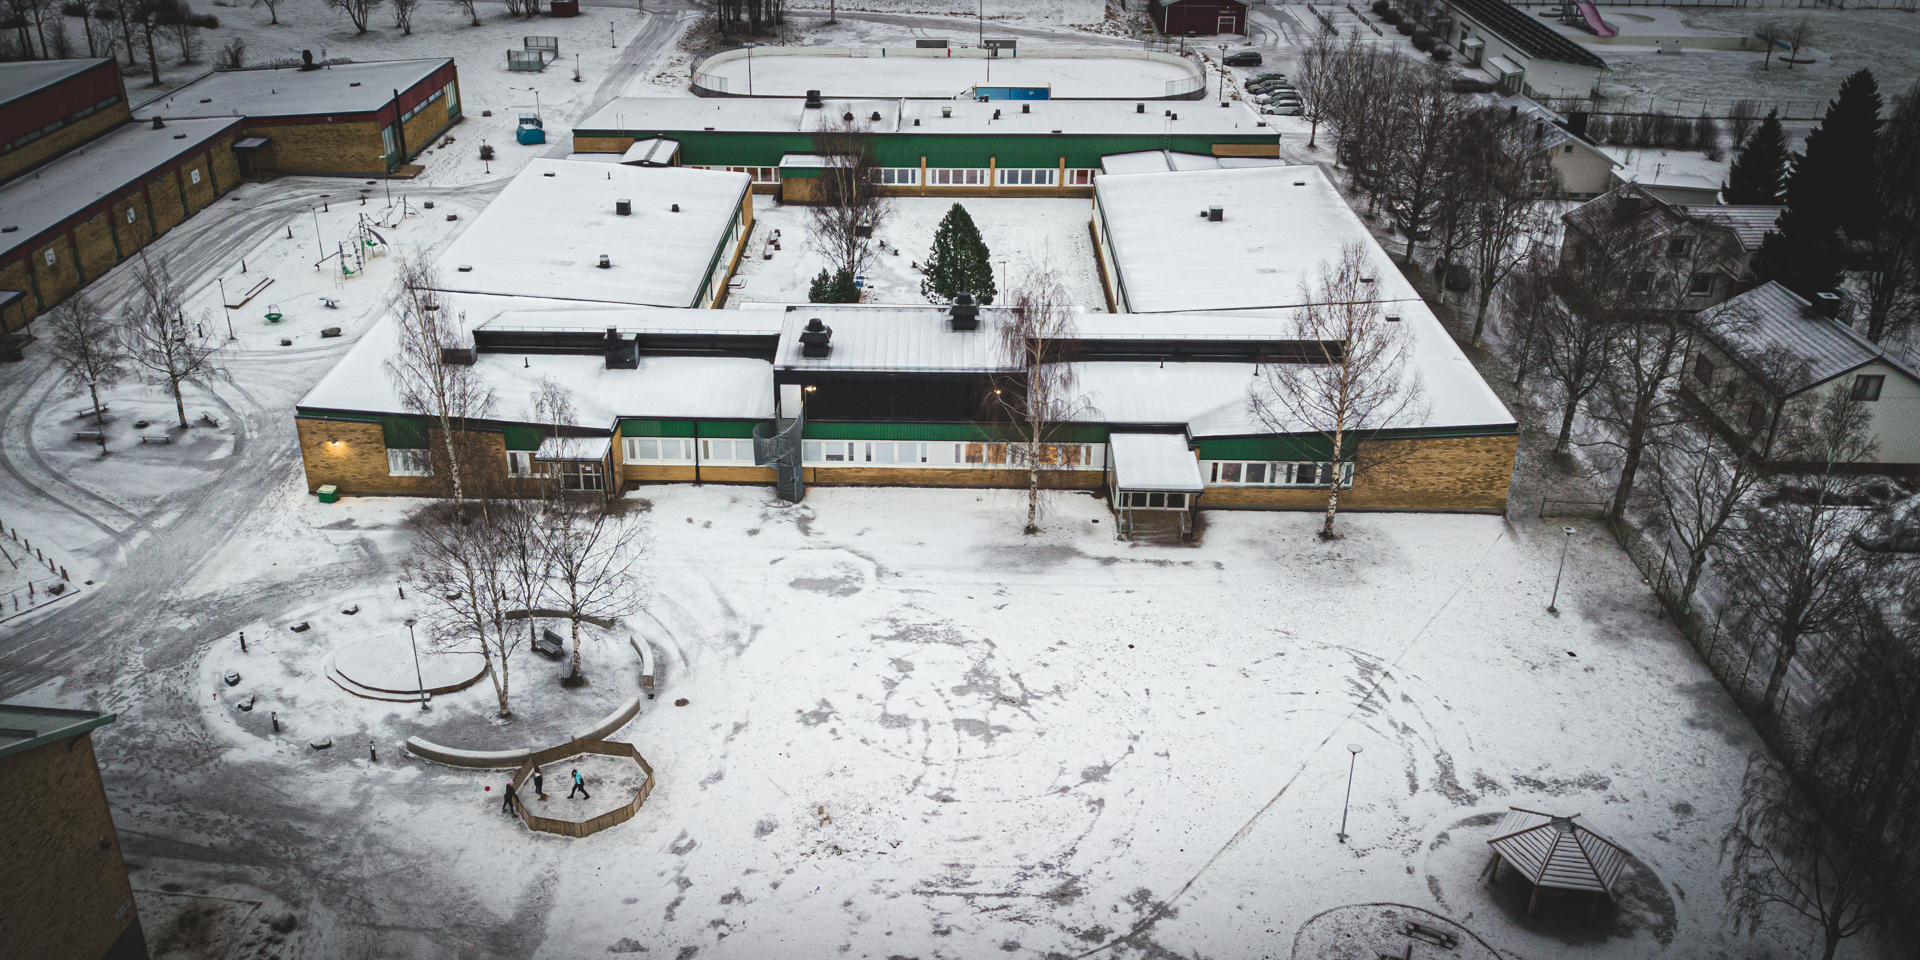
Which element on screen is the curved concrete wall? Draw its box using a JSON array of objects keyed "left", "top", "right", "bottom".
[{"left": 404, "top": 696, "right": 643, "bottom": 768}]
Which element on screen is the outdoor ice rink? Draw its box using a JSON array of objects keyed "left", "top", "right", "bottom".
[{"left": 695, "top": 52, "right": 1200, "bottom": 99}]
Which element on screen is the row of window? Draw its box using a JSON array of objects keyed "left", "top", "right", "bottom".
[
  {"left": 1626, "top": 271, "right": 1716, "bottom": 296},
  {"left": 718, "top": 165, "right": 778, "bottom": 183},
  {"left": 5, "top": 95, "right": 119, "bottom": 153},
  {"left": 1696, "top": 354, "right": 1885, "bottom": 403},
  {"left": 1205, "top": 460, "right": 1354, "bottom": 488},
  {"left": 621, "top": 437, "right": 1106, "bottom": 469},
  {"left": 1116, "top": 491, "right": 1190, "bottom": 510},
  {"left": 684, "top": 165, "right": 1103, "bottom": 187},
  {"left": 401, "top": 87, "right": 444, "bottom": 124}
]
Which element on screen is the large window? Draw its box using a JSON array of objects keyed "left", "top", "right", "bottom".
[
  {"left": 872, "top": 167, "right": 919, "bottom": 185},
  {"left": 996, "top": 167, "right": 1057, "bottom": 187},
  {"left": 387, "top": 448, "right": 433, "bottom": 477},
  {"left": 1852, "top": 374, "right": 1885, "bottom": 401},
  {"left": 507, "top": 451, "right": 545, "bottom": 477},
  {"left": 1066, "top": 169, "right": 1096, "bottom": 186},
  {"left": 927, "top": 167, "right": 987, "bottom": 186},
  {"left": 722, "top": 165, "right": 777, "bottom": 183},
  {"left": 1693, "top": 354, "right": 1716, "bottom": 388},
  {"left": 1117, "top": 491, "right": 1188, "bottom": 509},
  {"left": 1205, "top": 460, "right": 1353, "bottom": 488},
  {"left": 701, "top": 438, "right": 757, "bottom": 463},
  {"left": 556, "top": 461, "right": 604, "bottom": 491},
  {"left": 623, "top": 437, "right": 695, "bottom": 462}
]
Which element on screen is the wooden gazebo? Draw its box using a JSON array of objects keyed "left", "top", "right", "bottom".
[{"left": 1483, "top": 807, "right": 1630, "bottom": 920}]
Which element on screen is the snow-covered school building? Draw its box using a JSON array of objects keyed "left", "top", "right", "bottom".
[
  {"left": 295, "top": 162, "right": 1515, "bottom": 520},
  {"left": 134, "top": 57, "right": 461, "bottom": 178},
  {"left": 0, "top": 59, "right": 242, "bottom": 333},
  {"left": 568, "top": 96, "right": 1279, "bottom": 199}
]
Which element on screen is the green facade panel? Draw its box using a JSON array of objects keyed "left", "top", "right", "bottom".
[
  {"left": 502, "top": 424, "right": 544, "bottom": 450},
  {"left": 381, "top": 416, "right": 430, "bottom": 449},
  {"left": 574, "top": 129, "right": 1275, "bottom": 172},
  {"left": 620, "top": 419, "right": 698, "bottom": 438},
  {"left": 699, "top": 420, "right": 763, "bottom": 438}
]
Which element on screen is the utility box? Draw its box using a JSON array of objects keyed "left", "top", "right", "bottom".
[{"left": 316, "top": 484, "right": 339, "bottom": 503}]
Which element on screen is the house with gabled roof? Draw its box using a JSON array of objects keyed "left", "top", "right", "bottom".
[
  {"left": 1560, "top": 183, "right": 1759, "bottom": 311},
  {"left": 1684, "top": 282, "right": 1920, "bottom": 473}
]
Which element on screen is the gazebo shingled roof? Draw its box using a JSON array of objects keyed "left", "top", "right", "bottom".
[{"left": 1486, "top": 807, "right": 1630, "bottom": 895}]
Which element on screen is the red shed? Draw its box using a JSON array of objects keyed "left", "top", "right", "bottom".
[{"left": 1149, "top": 0, "right": 1249, "bottom": 35}]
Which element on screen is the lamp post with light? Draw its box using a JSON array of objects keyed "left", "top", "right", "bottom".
[
  {"left": 405, "top": 617, "right": 428, "bottom": 710},
  {"left": 1548, "top": 525, "right": 1576, "bottom": 614},
  {"left": 745, "top": 42, "right": 756, "bottom": 96},
  {"left": 1337, "top": 743, "right": 1363, "bottom": 843}
]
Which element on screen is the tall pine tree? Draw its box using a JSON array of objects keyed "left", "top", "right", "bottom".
[
  {"left": 920, "top": 203, "right": 997, "bottom": 305},
  {"left": 1722, "top": 110, "right": 1788, "bottom": 205},
  {"left": 1750, "top": 72, "right": 1882, "bottom": 298}
]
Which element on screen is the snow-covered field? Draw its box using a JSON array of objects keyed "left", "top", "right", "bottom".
[
  {"left": 698, "top": 51, "right": 1194, "bottom": 99},
  {"left": 729, "top": 195, "right": 1106, "bottom": 308}
]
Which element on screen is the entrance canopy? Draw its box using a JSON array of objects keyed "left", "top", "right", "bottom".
[
  {"left": 535, "top": 435, "right": 612, "bottom": 461},
  {"left": 1108, "top": 432, "right": 1203, "bottom": 494}
]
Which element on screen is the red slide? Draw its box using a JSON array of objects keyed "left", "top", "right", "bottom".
[{"left": 1575, "top": 1, "right": 1617, "bottom": 37}]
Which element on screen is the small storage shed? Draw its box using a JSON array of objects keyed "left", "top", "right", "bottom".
[
  {"left": 1484, "top": 807, "right": 1631, "bottom": 920},
  {"left": 1148, "top": 0, "right": 1250, "bottom": 36},
  {"left": 1107, "top": 432, "right": 1204, "bottom": 540}
]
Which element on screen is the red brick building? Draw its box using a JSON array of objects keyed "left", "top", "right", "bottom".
[{"left": 1148, "top": 0, "right": 1250, "bottom": 35}]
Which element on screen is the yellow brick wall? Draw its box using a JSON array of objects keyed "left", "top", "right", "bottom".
[
  {"left": 0, "top": 104, "right": 126, "bottom": 183},
  {"left": 571, "top": 135, "right": 636, "bottom": 154},
  {"left": 179, "top": 153, "right": 217, "bottom": 211},
  {"left": 300, "top": 418, "right": 584, "bottom": 498},
  {"left": 0, "top": 734, "right": 141, "bottom": 960},
  {"left": 72, "top": 210, "right": 117, "bottom": 281},
  {"left": 0, "top": 260, "right": 32, "bottom": 331},
  {"left": 622, "top": 464, "right": 777, "bottom": 485},
  {"left": 1199, "top": 435, "right": 1516, "bottom": 513},
  {"left": 401, "top": 94, "right": 454, "bottom": 158},
  {"left": 251, "top": 120, "right": 387, "bottom": 175},
  {"left": 1211, "top": 142, "right": 1281, "bottom": 158},
  {"left": 146, "top": 169, "right": 185, "bottom": 234},
  {"left": 110, "top": 195, "right": 151, "bottom": 255},
  {"left": 209, "top": 137, "right": 241, "bottom": 191},
  {"left": 28, "top": 237, "right": 81, "bottom": 307}
]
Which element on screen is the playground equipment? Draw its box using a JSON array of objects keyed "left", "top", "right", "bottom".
[
  {"left": 1564, "top": 1, "right": 1616, "bottom": 37},
  {"left": 264, "top": 304, "right": 284, "bottom": 324}
]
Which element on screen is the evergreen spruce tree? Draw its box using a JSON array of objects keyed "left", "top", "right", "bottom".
[
  {"left": 920, "top": 203, "right": 997, "bottom": 305},
  {"left": 808, "top": 268, "right": 860, "bottom": 303},
  {"left": 1751, "top": 72, "right": 1883, "bottom": 297},
  {"left": 1722, "top": 110, "right": 1788, "bottom": 205},
  {"left": 1799, "top": 69, "right": 1883, "bottom": 239}
]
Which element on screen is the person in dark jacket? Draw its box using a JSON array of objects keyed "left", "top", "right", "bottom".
[
  {"left": 533, "top": 767, "right": 546, "bottom": 800},
  {"left": 502, "top": 781, "right": 519, "bottom": 813},
  {"left": 568, "top": 768, "right": 590, "bottom": 800}
]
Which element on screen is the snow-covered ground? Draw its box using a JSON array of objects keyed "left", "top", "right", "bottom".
[
  {"left": 729, "top": 195, "right": 1105, "bottom": 308},
  {"left": 697, "top": 51, "right": 1195, "bottom": 99}
]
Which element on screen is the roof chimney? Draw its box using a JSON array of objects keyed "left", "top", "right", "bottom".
[
  {"left": 615, "top": 199, "right": 631, "bottom": 216},
  {"left": 1137, "top": 102, "right": 1145, "bottom": 113},
  {"left": 1811, "top": 291, "right": 1846, "bottom": 319},
  {"left": 597, "top": 254, "right": 611, "bottom": 268},
  {"left": 1209, "top": 206, "right": 1224, "bottom": 222},
  {"left": 605, "top": 327, "right": 638, "bottom": 369},
  {"left": 150, "top": 116, "right": 165, "bottom": 129},
  {"left": 1022, "top": 103, "right": 1030, "bottom": 113},
  {"left": 804, "top": 89, "right": 823, "bottom": 108},
  {"left": 949, "top": 292, "right": 980, "bottom": 331},
  {"left": 799, "top": 318, "right": 833, "bottom": 358}
]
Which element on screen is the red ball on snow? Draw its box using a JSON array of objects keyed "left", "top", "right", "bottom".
[{"left": 484, "top": 785, "right": 491, "bottom": 791}]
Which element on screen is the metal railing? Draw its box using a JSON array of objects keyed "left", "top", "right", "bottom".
[{"left": 754, "top": 410, "right": 805, "bottom": 503}]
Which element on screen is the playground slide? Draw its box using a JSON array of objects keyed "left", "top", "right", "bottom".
[{"left": 1575, "top": 1, "right": 1617, "bottom": 38}]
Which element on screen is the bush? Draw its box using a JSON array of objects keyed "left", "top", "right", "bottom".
[
  {"left": 1412, "top": 31, "right": 1435, "bottom": 51},
  {"left": 1379, "top": 8, "right": 1401, "bottom": 24},
  {"left": 1371, "top": 0, "right": 1390, "bottom": 15},
  {"left": 1431, "top": 46, "right": 1452, "bottom": 61},
  {"left": 479, "top": 144, "right": 495, "bottom": 161},
  {"left": 1395, "top": 20, "right": 1415, "bottom": 35},
  {"left": 809, "top": 268, "right": 860, "bottom": 303}
]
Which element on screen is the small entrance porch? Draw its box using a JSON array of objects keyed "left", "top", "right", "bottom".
[{"left": 1106, "top": 432, "right": 1204, "bottom": 541}]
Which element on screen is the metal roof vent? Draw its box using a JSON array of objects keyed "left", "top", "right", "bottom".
[
  {"left": 913, "top": 118, "right": 920, "bottom": 126},
  {"left": 605, "top": 327, "right": 637, "bottom": 369},
  {"left": 615, "top": 199, "right": 631, "bottom": 216},
  {"left": 949, "top": 292, "right": 980, "bottom": 331},
  {"left": 870, "top": 111, "right": 882, "bottom": 122},
  {"left": 1022, "top": 103, "right": 1030, "bottom": 113},
  {"left": 799, "top": 318, "right": 833, "bottom": 358},
  {"left": 805, "top": 89, "right": 823, "bottom": 108},
  {"left": 670, "top": 203, "right": 680, "bottom": 212},
  {"left": 1137, "top": 102, "right": 1145, "bottom": 113},
  {"left": 942, "top": 105, "right": 952, "bottom": 118},
  {"left": 1208, "top": 206, "right": 1223, "bottom": 222},
  {"left": 150, "top": 116, "right": 165, "bottom": 129},
  {"left": 993, "top": 109, "right": 1001, "bottom": 119},
  {"left": 597, "top": 254, "right": 611, "bottom": 268},
  {"left": 842, "top": 111, "right": 854, "bottom": 122},
  {"left": 1385, "top": 313, "right": 1401, "bottom": 322}
]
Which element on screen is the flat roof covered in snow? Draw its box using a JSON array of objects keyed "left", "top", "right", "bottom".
[
  {"left": 433, "top": 159, "right": 750, "bottom": 308},
  {"left": 1095, "top": 164, "right": 1424, "bottom": 314},
  {"left": 0, "top": 58, "right": 112, "bottom": 109},
  {"left": 577, "top": 97, "right": 1271, "bottom": 139},
  {"left": 775, "top": 305, "right": 1017, "bottom": 373},
  {"left": 0, "top": 116, "right": 241, "bottom": 260},
  {"left": 1100, "top": 150, "right": 1282, "bottom": 175},
  {"left": 136, "top": 59, "right": 453, "bottom": 119}
]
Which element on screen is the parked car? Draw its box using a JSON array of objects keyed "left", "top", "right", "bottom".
[
  {"left": 1252, "top": 72, "right": 1288, "bottom": 83},
  {"left": 1247, "top": 80, "right": 1290, "bottom": 93},
  {"left": 1225, "top": 49, "right": 1263, "bottom": 66},
  {"left": 1263, "top": 103, "right": 1303, "bottom": 116}
]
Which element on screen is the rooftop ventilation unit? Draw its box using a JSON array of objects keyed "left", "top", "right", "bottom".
[
  {"left": 597, "top": 254, "right": 611, "bottom": 268},
  {"left": 1208, "top": 206, "right": 1223, "bottom": 222},
  {"left": 1812, "top": 291, "right": 1846, "bottom": 318},
  {"left": 799, "top": 318, "right": 833, "bottom": 358},
  {"left": 1022, "top": 103, "right": 1030, "bottom": 113},
  {"left": 615, "top": 199, "right": 631, "bottom": 216},
  {"left": 870, "top": 111, "right": 882, "bottom": 122},
  {"left": 949, "top": 292, "right": 980, "bottom": 331},
  {"left": 605, "top": 327, "right": 638, "bottom": 369},
  {"left": 440, "top": 347, "right": 476, "bottom": 366},
  {"left": 1137, "top": 103, "right": 1145, "bottom": 113},
  {"left": 942, "top": 105, "right": 952, "bottom": 118},
  {"left": 805, "top": 89, "right": 823, "bottom": 108},
  {"left": 150, "top": 116, "right": 165, "bottom": 129},
  {"left": 670, "top": 203, "right": 680, "bottom": 212}
]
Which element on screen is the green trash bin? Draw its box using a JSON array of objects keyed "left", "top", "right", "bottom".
[{"left": 316, "top": 484, "right": 339, "bottom": 504}]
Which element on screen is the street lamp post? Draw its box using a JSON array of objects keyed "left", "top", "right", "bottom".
[
  {"left": 745, "top": 42, "right": 756, "bottom": 96},
  {"left": 1548, "top": 525, "right": 1577, "bottom": 614},
  {"left": 1219, "top": 44, "right": 1229, "bottom": 102},
  {"left": 610, "top": 20, "right": 616, "bottom": 47},
  {"left": 978, "top": 0, "right": 984, "bottom": 46},
  {"left": 1337, "top": 743, "right": 1363, "bottom": 843},
  {"left": 310, "top": 205, "right": 324, "bottom": 264},
  {"left": 405, "top": 618, "right": 429, "bottom": 710},
  {"left": 215, "top": 276, "right": 235, "bottom": 340}
]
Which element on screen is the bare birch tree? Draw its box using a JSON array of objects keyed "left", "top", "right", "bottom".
[
  {"left": 444, "top": 0, "right": 476, "bottom": 25},
  {"left": 121, "top": 253, "right": 225, "bottom": 430},
  {"left": 1454, "top": 106, "right": 1555, "bottom": 344},
  {"left": 1806, "top": 600, "right": 1920, "bottom": 893},
  {"left": 324, "top": 0, "right": 380, "bottom": 33},
  {"left": 807, "top": 114, "right": 888, "bottom": 284},
  {"left": 1645, "top": 422, "right": 1768, "bottom": 616},
  {"left": 1250, "top": 244, "right": 1427, "bottom": 540},
  {"left": 384, "top": 251, "right": 496, "bottom": 503},
  {"left": 1723, "top": 388, "right": 1879, "bottom": 714},
  {"left": 990, "top": 265, "right": 1088, "bottom": 536},
  {"left": 542, "top": 496, "right": 645, "bottom": 683},
  {"left": 44, "top": 291, "right": 131, "bottom": 444},
  {"left": 406, "top": 501, "right": 523, "bottom": 718},
  {"left": 1723, "top": 755, "right": 1888, "bottom": 960}
]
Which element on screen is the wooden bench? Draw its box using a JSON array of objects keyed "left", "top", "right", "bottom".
[
  {"left": 72, "top": 431, "right": 106, "bottom": 443},
  {"left": 533, "top": 628, "right": 566, "bottom": 660},
  {"left": 198, "top": 413, "right": 220, "bottom": 428},
  {"left": 140, "top": 434, "right": 173, "bottom": 445},
  {"left": 75, "top": 405, "right": 109, "bottom": 418},
  {"left": 1404, "top": 921, "right": 1458, "bottom": 950}
]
